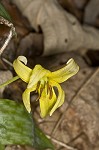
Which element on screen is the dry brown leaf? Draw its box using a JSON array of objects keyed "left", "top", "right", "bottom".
[
  {"left": 13, "top": 0, "right": 99, "bottom": 55},
  {"left": 58, "top": 0, "right": 83, "bottom": 21},
  {"left": 84, "top": 0, "right": 99, "bottom": 26},
  {"left": 74, "top": 0, "right": 88, "bottom": 9},
  {"left": 16, "top": 33, "right": 43, "bottom": 57}
]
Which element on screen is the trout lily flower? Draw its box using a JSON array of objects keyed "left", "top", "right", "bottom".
[{"left": 0, "top": 56, "right": 79, "bottom": 118}]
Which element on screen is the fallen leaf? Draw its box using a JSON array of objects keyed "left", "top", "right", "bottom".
[
  {"left": 84, "top": 0, "right": 99, "bottom": 26},
  {"left": 13, "top": 0, "right": 99, "bottom": 55},
  {"left": 74, "top": 0, "right": 89, "bottom": 9},
  {"left": 16, "top": 33, "right": 43, "bottom": 58},
  {"left": 58, "top": 0, "right": 83, "bottom": 21}
]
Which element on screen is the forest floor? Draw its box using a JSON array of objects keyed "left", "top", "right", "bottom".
[{"left": 0, "top": 0, "right": 99, "bottom": 150}]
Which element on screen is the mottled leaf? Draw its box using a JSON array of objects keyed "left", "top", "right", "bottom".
[
  {"left": 0, "top": 99, "right": 54, "bottom": 150},
  {"left": 0, "top": 99, "right": 34, "bottom": 146}
]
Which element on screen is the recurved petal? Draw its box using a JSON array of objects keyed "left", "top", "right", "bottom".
[
  {"left": 13, "top": 56, "right": 32, "bottom": 83},
  {"left": 22, "top": 85, "right": 36, "bottom": 113},
  {"left": 48, "top": 58, "right": 79, "bottom": 83},
  {"left": 49, "top": 80, "right": 65, "bottom": 116},
  {"left": 39, "top": 86, "right": 57, "bottom": 118},
  {"left": 22, "top": 89, "right": 31, "bottom": 113},
  {"left": 27, "top": 65, "right": 50, "bottom": 89}
]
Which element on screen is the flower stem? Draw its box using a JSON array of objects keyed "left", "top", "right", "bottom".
[{"left": 0, "top": 76, "right": 19, "bottom": 88}]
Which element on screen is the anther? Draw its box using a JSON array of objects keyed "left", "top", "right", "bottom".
[
  {"left": 47, "top": 81, "right": 49, "bottom": 94},
  {"left": 36, "top": 96, "right": 40, "bottom": 101},
  {"left": 36, "top": 81, "right": 41, "bottom": 92},
  {"left": 49, "top": 85, "right": 53, "bottom": 99},
  {"left": 39, "top": 85, "right": 43, "bottom": 97}
]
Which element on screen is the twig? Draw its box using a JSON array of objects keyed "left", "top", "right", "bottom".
[
  {"left": 47, "top": 135, "right": 78, "bottom": 150},
  {"left": 0, "top": 16, "right": 15, "bottom": 31},
  {"left": 2, "top": 57, "right": 13, "bottom": 67},
  {"left": 0, "top": 16, "right": 15, "bottom": 56},
  {"left": 0, "top": 30, "right": 13, "bottom": 55}
]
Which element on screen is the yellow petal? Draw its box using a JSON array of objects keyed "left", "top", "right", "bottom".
[
  {"left": 48, "top": 58, "right": 79, "bottom": 83},
  {"left": 13, "top": 56, "right": 32, "bottom": 83},
  {"left": 49, "top": 80, "right": 65, "bottom": 116},
  {"left": 18, "top": 56, "right": 27, "bottom": 65},
  {"left": 27, "top": 65, "right": 50, "bottom": 88},
  {"left": 39, "top": 86, "right": 57, "bottom": 118},
  {"left": 22, "top": 89, "right": 31, "bottom": 113},
  {"left": 22, "top": 85, "right": 36, "bottom": 113}
]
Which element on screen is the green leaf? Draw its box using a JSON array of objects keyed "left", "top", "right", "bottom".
[
  {"left": 0, "top": 99, "right": 34, "bottom": 146},
  {"left": 0, "top": 3, "right": 12, "bottom": 22},
  {"left": 0, "top": 145, "right": 5, "bottom": 150},
  {"left": 0, "top": 99, "right": 54, "bottom": 150},
  {"left": 34, "top": 122, "right": 54, "bottom": 150}
]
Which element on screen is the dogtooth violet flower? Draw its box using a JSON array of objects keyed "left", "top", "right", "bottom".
[{"left": 0, "top": 56, "right": 79, "bottom": 118}]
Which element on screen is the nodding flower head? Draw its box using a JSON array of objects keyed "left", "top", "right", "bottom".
[{"left": 12, "top": 56, "right": 79, "bottom": 118}]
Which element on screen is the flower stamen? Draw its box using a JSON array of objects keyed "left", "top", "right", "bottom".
[
  {"left": 39, "top": 85, "right": 44, "bottom": 97},
  {"left": 36, "top": 96, "right": 40, "bottom": 101},
  {"left": 36, "top": 81, "right": 41, "bottom": 92},
  {"left": 49, "top": 86, "right": 53, "bottom": 99},
  {"left": 47, "top": 81, "right": 49, "bottom": 95}
]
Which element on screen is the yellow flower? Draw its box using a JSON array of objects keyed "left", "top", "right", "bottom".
[{"left": 12, "top": 56, "right": 79, "bottom": 118}]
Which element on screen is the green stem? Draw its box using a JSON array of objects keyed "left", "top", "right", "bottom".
[{"left": 0, "top": 76, "right": 19, "bottom": 88}]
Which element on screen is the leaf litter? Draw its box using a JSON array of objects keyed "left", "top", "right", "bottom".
[{"left": 0, "top": 0, "right": 99, "bottom": 150}]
